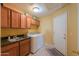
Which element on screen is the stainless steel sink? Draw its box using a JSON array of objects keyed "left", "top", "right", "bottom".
[{"left": 8, "top": 37, "right": 25, "bottom": 42}]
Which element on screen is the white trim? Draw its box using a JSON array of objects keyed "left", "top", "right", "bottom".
[{"left": 77, "top": 4, "right": 79, "bottom": 51}]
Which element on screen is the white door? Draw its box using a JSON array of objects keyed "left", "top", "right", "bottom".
[{"left": 53, "top": 12, "right": 67, "bottom": 55}]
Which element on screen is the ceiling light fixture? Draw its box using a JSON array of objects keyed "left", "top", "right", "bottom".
[{"left": 33, "top": 7, "right": 40, "bottom": 13}]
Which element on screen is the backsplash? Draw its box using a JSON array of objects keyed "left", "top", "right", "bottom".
[
  {"left": 1, "top": 28, "right": 39, "bottom": 37},
  {"left": 28, "top": 28, "right": 39, "bottom": 33},
  {"left": 1, "top": 29, "right": 28, "bottom": 37}
]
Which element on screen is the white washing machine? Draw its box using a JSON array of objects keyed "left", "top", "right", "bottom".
[{"left": 28, "top": 33, "right": 44, "bottom": 53}]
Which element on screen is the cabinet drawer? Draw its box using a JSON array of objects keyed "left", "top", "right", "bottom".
[{"left": 20, "top": 39, "right": 30, "bottom": 45}]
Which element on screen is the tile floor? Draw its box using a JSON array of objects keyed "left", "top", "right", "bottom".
[
  {"left": 29, "top": 46, "right": 64, "bottom": 56},
  {"left": 29, "top": 47, "right": 51, "bottom": 56}
]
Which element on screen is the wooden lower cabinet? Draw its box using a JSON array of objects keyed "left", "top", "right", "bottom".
[
  {"left": 1, "top": 42, "right": 19, "bottom": 56},
  {"left": 2, "top": 47, "right": 19, "bottom": 56},
  {"left": 20, "top": 39, "right": 30, "bottom": 56},
  {"left": 1, "top": 39, "right": 31, "bottom": 56}
]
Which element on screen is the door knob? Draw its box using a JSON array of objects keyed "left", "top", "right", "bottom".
[
  {"left": 64, "top": 34, "right": 66, "bottom": 36},
  {"left": 64, "top": 37, "right": 66, "bottom": 39}
]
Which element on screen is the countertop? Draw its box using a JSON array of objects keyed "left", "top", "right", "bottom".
[{"left": 1, "top": 37, "right": 31, "bottom": 47}]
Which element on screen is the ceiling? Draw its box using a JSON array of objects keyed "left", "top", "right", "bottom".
[{"left": 7, "top": 3, "right": 65, "bottom": 17}]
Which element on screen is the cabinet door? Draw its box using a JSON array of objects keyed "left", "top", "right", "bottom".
[
  {"left": 20, "top": 39, "right": 30, "bottom": 56},
  {"left": 1, "top": 42, "right": 19, "bottom": 56},
  {"left": 31, "top": 19, "right": 40, "bottom": 27},
  {"left": 21, "top": 14, "right": 27, "bottom": 28},
  {"left": 11, "top": 10, "right": 20, "bottom": 28},
  {"left": 2, "top": 47, "right": 19, "bottom": 56},
  {"left": 26, "top": 16, "right": 32, "bottom": 29},
  {"left": 1, "top": 6, "right": 10, "bottom": 28},
  {"left": 36, "top": 20, "right": 40, "bottom": 26},
  {"left": 32, "top": 19, "right": 36, "bottom": 25}
]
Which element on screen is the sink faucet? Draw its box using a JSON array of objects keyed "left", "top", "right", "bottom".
[{"left": 13, "top": 35, "right": 17, "bottom": 38}]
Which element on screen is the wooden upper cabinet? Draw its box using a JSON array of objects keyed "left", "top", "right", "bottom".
[
  {"left": 26, "top": 16, "right": 32, "bottom": 29},
  {"left": 11, "top": 10, "right": 21, "bottom": 28},
  {"left": 21, "top": 14, "right": 27, "bottom": 28},
  {"left": 31, "top": 19, "right": 36, "bottom": 25},
  {"left": 1, "top": 6, "right": 10, "bottom": 28},
  {"left": 1, "top": 5, "right": 40, "bottom": 29},
  {"left": 31, "top": 19, "right": 40, "bottom": 27},
  {"left": 36, "top": 20, "right": 40, "bottom": 26}
]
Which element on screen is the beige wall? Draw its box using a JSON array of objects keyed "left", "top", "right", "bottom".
[
  {"left": 39, "top": 16, "right": 53, "bottom": 46},
  {"left": 39, "top": 4, "right": 77, "bottom": 55},
  {"left": 3, "top": 3, "right": 23, "bottom": 13},
  {"left": 67, "top": 4, "right": 77, "bottom": 56}
]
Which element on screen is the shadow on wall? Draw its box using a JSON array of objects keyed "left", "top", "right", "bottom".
[{"left": 44, "top": 30, "right": 53, "bottom": 46}]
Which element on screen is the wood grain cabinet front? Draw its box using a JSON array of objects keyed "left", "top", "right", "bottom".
[
  {"left": 11, "top": 10, "right": 21, "bottom": 28},
  {"left": 26, "top": 16, "right": 32, "bottom": 29},
  {"left": 36, "top": 20, "right": 40, "bottom": 26},
  {"left": 20, "top": 39, "right": 31, "bottom": 56},
  {"left": 31, "top": 19, "right": 36, "bottom": 25},
  {"left": 21, "top": 14, "right": 27, "bottom": 28},
  {"left": 1, "top": 6, "right": 10, "bottom": 28},
  {"left": 31, "top": 19, "right": 40, "bottom": 27},
  {"left": 1, "top": 42, "right": 19, "bottom": 56}
]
